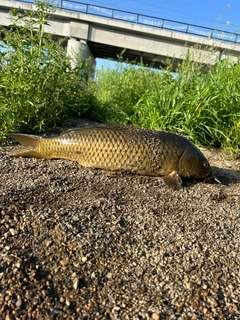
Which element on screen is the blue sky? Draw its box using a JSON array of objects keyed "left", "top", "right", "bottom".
[
  {"left": 87, "top": 0, "right": 239, "bottom": 31},
  {"left": 81, "top": 0, "right": 240, "bottom": 69}
]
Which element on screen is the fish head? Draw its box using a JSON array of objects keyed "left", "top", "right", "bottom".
[{"left": 179, "top": 146, "right": 213, "bottom": 179}]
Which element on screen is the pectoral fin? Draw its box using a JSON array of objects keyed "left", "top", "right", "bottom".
[{"left": 163, "top": 171, "right": 182, "bottom": 189}]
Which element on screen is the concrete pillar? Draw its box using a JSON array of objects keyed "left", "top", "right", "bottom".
[{"left": 67, "top": 38, "right": 96, "bottom": 78}]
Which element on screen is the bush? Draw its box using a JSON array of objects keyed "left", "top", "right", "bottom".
[
  {"left": 0, "top": 0, "right": 96, "bottom": 139},
  {"left": 95, "top": 56, "right": 240, "bottom": 155}
]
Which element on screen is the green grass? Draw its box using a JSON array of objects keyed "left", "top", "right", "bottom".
[
  {"left": 0, "top": 1, "right": 239, "bottom": 156},
  {"left": 0, "top": 1, "right": 97, "bottom": 138},
  {"left": 95, "top": 58, "right": 240, "bottom": 155}
]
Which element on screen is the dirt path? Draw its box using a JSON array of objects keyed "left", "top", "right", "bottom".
[{"left": 0, "top": 122, "right": 239, "bottom": 319}]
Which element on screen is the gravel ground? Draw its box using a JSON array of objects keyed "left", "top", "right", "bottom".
[{"left": 0, "top": 120, "right": 240, "bottom": 319}]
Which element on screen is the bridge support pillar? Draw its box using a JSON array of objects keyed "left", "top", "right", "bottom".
[{"left": 67, "top": 38, "right": 96, "bottom": 78}]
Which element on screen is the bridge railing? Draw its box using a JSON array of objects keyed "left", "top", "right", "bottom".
[{"left": 12, "top": 0, "right": 240, "bottom": 44}]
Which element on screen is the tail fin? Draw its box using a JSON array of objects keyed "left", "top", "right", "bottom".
[{"left": 9, "top": 134, "right": 43, "bottom": 158}]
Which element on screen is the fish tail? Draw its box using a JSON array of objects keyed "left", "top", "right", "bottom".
[{"left": 9, "top": 134, "right": 43, "bottom": 158}]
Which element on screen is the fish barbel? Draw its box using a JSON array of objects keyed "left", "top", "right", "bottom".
[{"left": 9, "top": 125, "right": 213, "bottom": 188}]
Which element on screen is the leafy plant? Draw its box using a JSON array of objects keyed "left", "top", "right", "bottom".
[
  {"left": 95, "top": 55, "right": 240, "bottom": 155},
  {"left": 0, "top": 0, "right": 96, "bottom": 139}
]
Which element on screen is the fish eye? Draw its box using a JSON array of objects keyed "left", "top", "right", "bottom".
[{"left": 203, "top": 161, "right": 209, "bottom": 167}]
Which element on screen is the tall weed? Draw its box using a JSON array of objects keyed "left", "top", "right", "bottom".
[
  {"left": 96, "top": 56, "right": 240, "bottom": 154},
  {"left": 0, "top": 1, "right": 96, "bottom": 139}
]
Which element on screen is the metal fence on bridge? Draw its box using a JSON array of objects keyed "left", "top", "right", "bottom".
[{"left": 12, "top": 0, "right": 240, "bottom": 45}]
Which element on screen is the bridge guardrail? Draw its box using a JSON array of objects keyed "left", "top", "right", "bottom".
[{"left": 12, "top": 0, "right": 240, "bottom": 44}]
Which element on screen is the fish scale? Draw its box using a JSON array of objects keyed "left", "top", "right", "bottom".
[
  {"left": 9, "top": 125, "right": 213, "bottom": 187},
  {"left": 47, "top": 127, "right": 149, "bottom": 172}
]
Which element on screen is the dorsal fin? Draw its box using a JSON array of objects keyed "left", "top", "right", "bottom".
[{"left": 61, "top": 125, "right": 128, "bottom": 135}]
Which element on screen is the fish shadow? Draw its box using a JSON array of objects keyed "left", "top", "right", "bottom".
[
  {"left": 211, "top": 166, "right": 240, "bottom": 185},
  {"left": 183, "top": 166, "right": 240, "bottom": 187}
]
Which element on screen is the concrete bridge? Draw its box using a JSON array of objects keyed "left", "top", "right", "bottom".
[{"left": 1, "top": 0, "right": 240, "bottom": 73}]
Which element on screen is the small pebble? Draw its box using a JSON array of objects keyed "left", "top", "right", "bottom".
[
  {"left": 66, "top": 300, "right": 71, "bottom": 306},
  {"left": 81, "top": 256, "right": 87, "bottom": 263},
  {"left": 15, "top": 296, "right": 22, "bottom": 307},
  {"left": 9, "top": 228, "right": 17, "bottom": 236},
  {"left": 60, "top": 259, "right": 69, "bottom": 266},
  {"left": 152, "top": 313, "right": 160, "bottom": 320},
  {"left": 73, "top": 278, "right": 79, "bottom": 290}
]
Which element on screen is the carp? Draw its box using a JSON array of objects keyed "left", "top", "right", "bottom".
[{"left": 9, "top": 125, "right": 214, "bottom": 188}]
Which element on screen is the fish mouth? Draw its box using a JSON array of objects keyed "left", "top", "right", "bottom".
[
  {"left": 202, "top": 167, "right": 221, "bottom": 184},
  {"left": 204, "top": 174, "right": 221, "bottom": 184}
]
